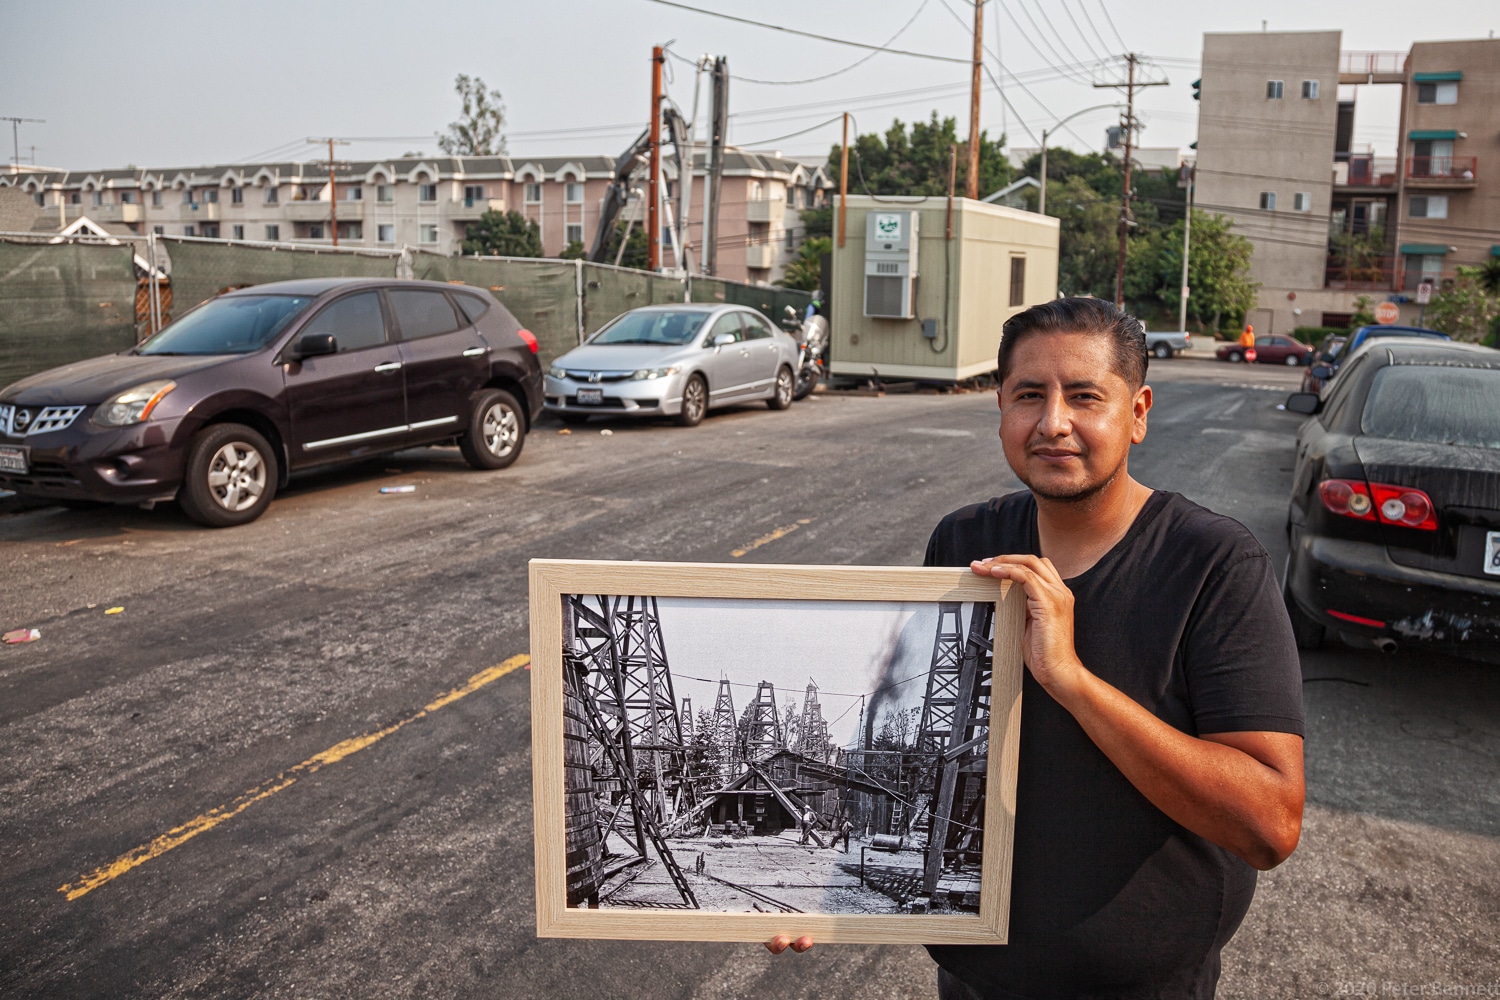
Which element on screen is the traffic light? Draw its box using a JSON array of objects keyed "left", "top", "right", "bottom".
[{"left": 1191, "top": 78, "right": 1201, "bottom": 101}]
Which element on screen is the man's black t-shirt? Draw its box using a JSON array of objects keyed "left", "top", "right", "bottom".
[{"left": 924, "top": 490, "right": 1303, "bottom": 1000}]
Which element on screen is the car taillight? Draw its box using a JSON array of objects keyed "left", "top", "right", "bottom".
[
  {"left": 1319, "top": 478, "right": 1438, "bottom": 530},
  {"left": 1319, "top": 479, "right": 1375, "bottom": 520},
  {"left": 1369, "top": 482, "right": 1438, "bottom": 530},
  {"left": 517, "top": 328, "right": 539, "bottom": 354}
]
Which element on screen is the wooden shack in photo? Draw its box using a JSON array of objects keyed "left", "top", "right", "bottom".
[{"left": 827, "top": 194, "right": 1060, "bottom": 383}]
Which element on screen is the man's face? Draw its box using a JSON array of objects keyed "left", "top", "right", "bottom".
[{"left": 998, "top": 331, "right": 1151, "bottom": 503}]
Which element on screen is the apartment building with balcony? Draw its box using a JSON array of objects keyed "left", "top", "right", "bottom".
[
  {"left": 1195, "top": 31, "right": 1499, "bottom": 333},
  {"left": 1, "top": 150, "right": 831, "bottom": 286}
]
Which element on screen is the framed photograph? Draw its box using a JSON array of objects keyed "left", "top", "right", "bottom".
[{"left": 529, "top": 560, "right": 1025, "bottom": 945}]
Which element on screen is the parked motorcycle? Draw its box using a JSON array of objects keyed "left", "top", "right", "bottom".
[{"left": 783, "top": 305, "right": 829, "bottom": 401}]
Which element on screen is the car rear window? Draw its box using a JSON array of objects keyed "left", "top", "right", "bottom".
[
  {"left": 589, "top": 309, "right": 713, "bottom": 346},
  {"left": 1361, "top": 365, "right": 1500, "bottom": 450},
  {"left": 389, "top": 289, "right": 462, "bottom": 340},
  {"left": 454, "top": 290, "right": 491, "bottom": 324},
  {"left": 137, "top": 294, "right": 312, "bottom": 355}
]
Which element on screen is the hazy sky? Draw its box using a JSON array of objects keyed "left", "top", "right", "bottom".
[
  {"left": 1, "top": 1, "right": 1494, "bottom": 171},
  {"left": 656, "top": 596, "right": 957, "bottom": 749}
]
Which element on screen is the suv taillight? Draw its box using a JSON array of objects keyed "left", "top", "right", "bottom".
[
  {"left": 1369, "top": 483, "right": 1438, "bottom": 530},
  {"left": 1319, "top": 478, "right": 1437, "bottom": 530},
  {"left": 517, "top": 328, "right": 539, "bottom": 354},
  {"left": 1319, "top": 479, "right": 1374, "bottom": 520}
]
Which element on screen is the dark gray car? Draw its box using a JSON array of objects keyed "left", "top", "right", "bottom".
[{"left": 0, "top": 278, "right": 543, "bottom": 526}]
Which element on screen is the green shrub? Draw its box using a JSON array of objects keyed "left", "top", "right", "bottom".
[{"left": 1292, "top": 326, "right": 1345, "bottom": 344}]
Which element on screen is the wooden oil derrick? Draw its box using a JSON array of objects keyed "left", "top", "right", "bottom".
[
  {"left": 794, "top": 681, "right": 830, "bottom": 762},
  {"left": 916, "top": 603, "right": 967, "bottom": 754},
  {"left": 741, "top": 680, "right": 784, "bottom": 764},
  {"left": 923, "top": 602, "right": 994, "bottom": 897},
  {"left": 710, "top": 677, "right": 738, "bottom": 781}
]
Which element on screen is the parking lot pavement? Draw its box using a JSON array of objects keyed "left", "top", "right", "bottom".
[{"left": 0, "top": 360, "right": 1494, "bottom": 999}]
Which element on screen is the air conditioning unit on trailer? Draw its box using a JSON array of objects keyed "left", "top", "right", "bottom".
[{"left": 863, "top": 210, "right": 918, "bottom": 318}]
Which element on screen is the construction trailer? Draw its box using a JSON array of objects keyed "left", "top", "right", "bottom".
[{"left": 828, "top": 194, "right": 1060, "bottom": 383}]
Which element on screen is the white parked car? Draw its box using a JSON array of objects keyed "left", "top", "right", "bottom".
[{"left": 544, "top": 304, "right": 801, "bottom": 426}]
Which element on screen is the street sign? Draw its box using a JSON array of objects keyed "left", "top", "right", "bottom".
[
  {"left": 1374, "top": 301, "right": 1401, "bottom": 324},
  {"left": 1415, "top": 281, "right": 1433, "bottom": 305}
]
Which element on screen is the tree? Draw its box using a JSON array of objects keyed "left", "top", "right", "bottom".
[
  {"left": 1044, "top": 176, "right": 1120, "bottom": 298},
  {"left": 776, "top": 236, "right": 830, "bottom": 291},
  {"left": 1425, "top": 266, "right": 1500, "bottom": 343},
  {"left": 460, "top": 209, "right": 542, "bottom": 257},
  {"left": 597, "top": 218, "right": 650, "bottom": 270},
  {"left": 438, "top": 74, "right": 508, "bottom": 156},
  {"left": 1123, "top": 210, "right": 1258, "bottom": 332},
  {"left": 823, "top": 113, "right": 1011, "bottom": 199},
  {"left": 559, "top": 240, "right": 587, "bottom": 260}
]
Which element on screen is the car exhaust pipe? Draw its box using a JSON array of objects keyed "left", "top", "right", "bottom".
[{"left": 1373, "top": 637, "right": 1398, "bottom": 655}]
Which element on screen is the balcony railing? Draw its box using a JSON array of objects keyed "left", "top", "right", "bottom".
[
  {"left": 1336, "top": 155, "right": 1398, "bottom": 187},
  {"left": 1324, "top": 255, "right": 1461, "bottom": 293},
  {"left": 1407, "top": 156, "right": 1478, "bottom": 181},
  {"left": 1340, "top": 51, "right": 1406, "bottom": 76}
]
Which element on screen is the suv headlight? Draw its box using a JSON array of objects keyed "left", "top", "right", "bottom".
[
  {"left": 630, "top": 366, "right": 679, "bottom": 380},
  {"left": 93, "top": 380, "right": 177, "bottom": 427},
  {"left": 546, "top": 364, "right": 567, "bottom": 379}
]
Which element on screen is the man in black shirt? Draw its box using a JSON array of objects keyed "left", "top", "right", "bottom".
[{"left": 923, "top": 298, "right": 1305, "bottom": 998}]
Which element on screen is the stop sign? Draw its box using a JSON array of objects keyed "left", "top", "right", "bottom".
[{"left": 1374, "top": 301, "right": 1400, "bottom": 324}]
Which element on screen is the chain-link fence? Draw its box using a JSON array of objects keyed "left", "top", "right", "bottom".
[
  {"left": 0, "top": 233, "right": 812, "bottom": 383},
  {"left": 0, "top": 237, "right": 139, "bottom": 387}
]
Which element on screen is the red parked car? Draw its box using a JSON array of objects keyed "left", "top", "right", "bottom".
[{"left": 1216, "top": 334, "right": 1313, "bottom": 366}]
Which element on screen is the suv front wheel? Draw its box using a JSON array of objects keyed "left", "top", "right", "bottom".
[
  {"left": 460, "top": 388, "right": 526, "bottom": 470},
  {"left": 179, "top": 423, "right": 278, "bottom": 527}
]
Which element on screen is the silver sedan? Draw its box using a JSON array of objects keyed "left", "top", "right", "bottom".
[{"left": 543, "top": 304, "right": 801, "bottom": 426}]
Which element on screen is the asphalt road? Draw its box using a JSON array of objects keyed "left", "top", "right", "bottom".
[{"left": 2, "top": 357, "right": 1496, "bottom": 1000}]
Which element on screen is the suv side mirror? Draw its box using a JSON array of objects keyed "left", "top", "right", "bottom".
[
  {"left": 712, "top": 332, "right": 736, "bottom": 348},
  {"left": 1286, "top": 392, "right": 1321, "bottom": 415},
  {"left": 1309, "top": 364, "right": 1333, "bottom": 380},
  {"left": 292, "top": 332, "right": 336, "bottom": 360},
  {"left": 784, "top": 305, "right": 797, "bottom": 319}
]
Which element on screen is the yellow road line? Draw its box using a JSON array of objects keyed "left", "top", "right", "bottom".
[
  {"left": 59, "top": 653, "right": 530, "bottom": 901},
  {"left": 731, "top": 518, "right": 814, "bottom": 558}
]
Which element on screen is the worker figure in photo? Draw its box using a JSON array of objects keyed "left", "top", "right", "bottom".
[
  {"left": 1238, "top": 322, "right": 1257, "bottom": 363},
  {"left": 839, "top": 818, "right": 854, "bottom": 853},
  {"left": 769, "top": 298, "right": 1305, "bottom": 998}
]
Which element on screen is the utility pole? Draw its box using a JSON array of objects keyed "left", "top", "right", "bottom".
[
  {"left": 647, "top": 45, "right": 664, "bottom": 272},
  {"left": 1178, "top": 162, "right": 1195, "bottom": 333},
  {"left": 1095, "top": 54, "right": 1167, "bottom": 307},
  {"left": 307, "top": 137, "right": 350, "bottom": 246},
  {"left": 703, "top": 56, "right": 729, "bottom": 276},
  {"left": 838, "top": 112, "right": 850, "bottom": 248},
  {"left": 965, "top": 0, "right": 983, "bottom": 200},
  {"left": 2, "top": 116, "right": 44, "bottom": 170}
]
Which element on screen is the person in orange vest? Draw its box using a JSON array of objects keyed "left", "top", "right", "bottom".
[{"left": 1238, "top": 324, "right": 1257, "bottom": 363}]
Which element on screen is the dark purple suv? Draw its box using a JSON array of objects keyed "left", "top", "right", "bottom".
[{"left": 0, "top": 277, "right": 543, "bottom": 526}]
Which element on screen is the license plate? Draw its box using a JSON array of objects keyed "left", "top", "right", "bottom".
[
  {"left": 1486, "top": 531, "right": 1500, "bottom": 577},
  {"left": 0, "top": 446, "right": 27, "bottom": 474},
  {"left": 575, "top": 387, "right": 604, "bottom": 405}
]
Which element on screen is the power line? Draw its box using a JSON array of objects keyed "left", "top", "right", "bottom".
[
  {"left": 638, "top": 0, "right": 969, "bottom": 64},
  {"left": 1029, "top": 0, "right": 1099, "bottom": 68},
  {"left": 1096, "top": 0, "right": 1129, "bottom": 51},
  {"left": 1006, "top": 0, "right": 1096, "bottom": 84},
  {"left": 1075, "top": 0, "right": 1116, "bottom": 58},
  {"left": 1060, "top": 0, "right": 1107, "bottom": 62},
  {"left": 701, "top": 0, "right": 934, "bottom": 85}
]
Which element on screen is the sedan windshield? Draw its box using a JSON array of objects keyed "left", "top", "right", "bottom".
[
  {"left": 1362, "top": 366, "right": 1500, "bottom": 450},
  {"left": 137, "top": 294, "right": 313, "bottom": 355},
  {"left": 589, "top": 310, "right": 712, "bottom": 346}
]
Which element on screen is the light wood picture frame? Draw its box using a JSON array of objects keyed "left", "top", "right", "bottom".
[{"left": 529, "top": 559, "right": 1025, "bottom": 945}]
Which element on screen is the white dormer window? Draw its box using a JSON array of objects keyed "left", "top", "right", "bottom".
[
  {"left": 565, "top": 182, "right": 583, "bottom": 203},
  {"left": 525, "top": 182, "right": 542, "bottom": 203}
]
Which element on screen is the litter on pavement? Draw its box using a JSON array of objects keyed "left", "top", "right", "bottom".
[
  {"left": 104, "top": 607, "right": 124, "bottom": 615},
  {"left": 600, "top": 429, "right": 613, "bottom": 436},
  {"left": 557, "top": 428, "right": 572, "bottom": 435},
  {"left": 2, "top": 628, "right": 41, "bottom": 644},
  {"left": 380, "top": 485, "right": 417, "bottom": 494}
]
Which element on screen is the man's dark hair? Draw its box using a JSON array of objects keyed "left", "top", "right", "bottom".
[{"left": 997, "top": 297, "right": 1148, "bottom": 389}]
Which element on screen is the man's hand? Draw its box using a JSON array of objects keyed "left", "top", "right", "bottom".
[
  {"left": 764, "top": 935, "right": 813, "bottom": 955},
  {"left": 971, "top": 555, "right": 1084, "bottom": 695}
]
